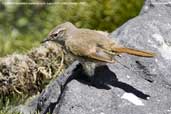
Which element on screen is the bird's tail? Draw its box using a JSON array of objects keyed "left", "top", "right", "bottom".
[{"left": 112, "top": 47, "right": 155, "bottom": 57}]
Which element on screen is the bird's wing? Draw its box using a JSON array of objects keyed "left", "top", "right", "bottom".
[
  {"left": 88, "top": 47, "right": 115, "bottom": 63},
  {"left": 66, "top": 40, "right": 115, "bottom": 63},
  {"left": 95, "top": 38, "right": 155, "bottom": 58}
]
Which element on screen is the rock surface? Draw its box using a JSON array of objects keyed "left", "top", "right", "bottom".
[{"left": 19, "top": 0, "right": 171, "bottom": 114}]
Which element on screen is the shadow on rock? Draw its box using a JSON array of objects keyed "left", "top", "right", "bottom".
[{"left": 77, "top": 65, "right": 150, "bottom": 100}]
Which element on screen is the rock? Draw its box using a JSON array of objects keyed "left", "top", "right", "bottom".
[
  {"left": 55, "top": 80, "right": 120, "bottom": 114},
  {"left": 37, "top": 61, "right": 80, "bottom": 114},
  {"left": 15, "top": 61, "right": 80, "bottom": 114},
  {"left": 140, "top": 0, "right": 171, "bottom": 14},
  {"left": 20, "top": 0, "right": 171, "bottom": 114}
]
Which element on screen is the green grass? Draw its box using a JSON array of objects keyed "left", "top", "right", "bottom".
[
  {"left": 0, "top": 95, "right": 28, "bottom": 114},
  {"left": 0, "top": 34, "right": 42, "bottom": 57}
]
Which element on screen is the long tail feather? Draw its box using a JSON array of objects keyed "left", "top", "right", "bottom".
[{"left": 112, "top": 47, "right": 155, "bottom": 57}]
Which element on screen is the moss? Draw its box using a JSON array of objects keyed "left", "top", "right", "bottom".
[{"left": 0, "top": 42, "right": 66, "bottom": 96}]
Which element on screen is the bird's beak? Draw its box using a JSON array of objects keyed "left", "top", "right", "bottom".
[{"left": 41, "top": 38, "right": 49, "bottom": 43}]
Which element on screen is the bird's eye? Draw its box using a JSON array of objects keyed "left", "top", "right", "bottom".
[{"left": 53, "top": 33, "right": 58, "bottom": 37}]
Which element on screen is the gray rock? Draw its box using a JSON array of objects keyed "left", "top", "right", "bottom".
[
  {"left": 55, "top": 1, "right": 171, "bottom": 114},
  {"left": 55, "top": 80, "right": 121, "bottom": 114},
  {"left": 140, "top": 0, "right": 171, "bottom": 14},
  {"left": 15, "top": 61, "right": 80, "bottom": 114},
  {"left": 37, "top": 61, "right": 80, "bottom": 114},
  {"left": 20, "top": 1, "right": 171, "bottom": 114}
]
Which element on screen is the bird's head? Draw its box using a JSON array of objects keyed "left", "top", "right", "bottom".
[{"left": 41, "top": 22, "right": 76, "bottom": 44}]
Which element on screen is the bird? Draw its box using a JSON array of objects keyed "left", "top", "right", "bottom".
[{"left": 41, "top": 22, "right": 155, "bottom": 77}]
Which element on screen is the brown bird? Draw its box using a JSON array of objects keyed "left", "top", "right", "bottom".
[{"left": 42, "top": 22, "right": 155, "bottom": 76}]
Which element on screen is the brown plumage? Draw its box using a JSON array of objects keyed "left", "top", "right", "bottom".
[{"left": 42, "top": 22, "right": 155, "bottom": 76}]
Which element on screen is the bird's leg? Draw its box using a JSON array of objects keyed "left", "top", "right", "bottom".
[
  {"left": 82, "top": 62, "right": 96, "bottom": 77},
  {"left": 81, "top": 62, "right": 97, "bottom": 84}
]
